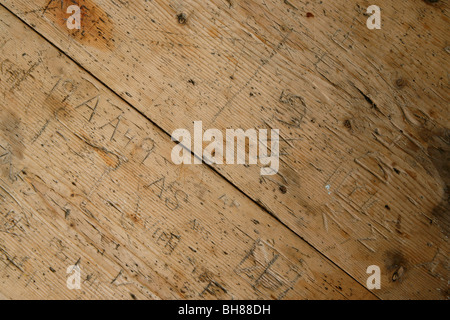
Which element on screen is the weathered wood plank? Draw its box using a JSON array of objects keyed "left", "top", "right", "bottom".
[
  {"left": 1, "top": 0, "right": 449, "bottom": 298},
  {"left": 0, "top": 6, "right": 375, "bottom": 299}
]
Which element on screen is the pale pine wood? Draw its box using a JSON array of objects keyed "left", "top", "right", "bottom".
[
  {"left": 0, "top": 6, "right": 376, "bottom": 300},
  {"left": 1, "top": 0, "right": 449, "bottom": 299}
]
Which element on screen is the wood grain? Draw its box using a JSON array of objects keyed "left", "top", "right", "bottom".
[
  {"left": 0, "top": 5, "right": 376, "bottom": 300},
  {"left": 0, "top": 0, "right": 448, "bottom": 299}
]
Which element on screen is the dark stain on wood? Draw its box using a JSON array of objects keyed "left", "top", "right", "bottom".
[
  {"left": 176, "top": 13, "right": 187, "bottom": 25},
  {"left": 423, "top": 0, "right": 441, "bottom": 6},
  {"left": 395, "top": 78, "right": 407, "bottom": 89},
  {"left": 384, "top": 250, "right": 407, "bottom": 283},
  {"left": 344, "top": 119, "right": 352, "bottom": 130},
  {"left": 427, "top": 129, "right": 450, "bottom": 236},
  {"left": 0, "top": 109, "right": 24, "bottom": 160}
]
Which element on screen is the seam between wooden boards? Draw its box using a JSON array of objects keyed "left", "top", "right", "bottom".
[{"left": 0, "top": 2, "right": 379, "bottom": 300}]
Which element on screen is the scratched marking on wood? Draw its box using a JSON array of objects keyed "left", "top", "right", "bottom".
[
  {"left": 0, "top": 0, "right": 449, "bottom": 299},
  {"left": 0, "top": 6, "right": 376, "bottom": 300}
]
